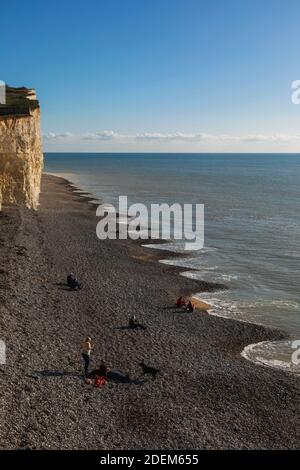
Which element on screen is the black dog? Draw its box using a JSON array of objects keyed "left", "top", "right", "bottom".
[{"left": 139, "top": 361, "right": 159, "bottom": 380}]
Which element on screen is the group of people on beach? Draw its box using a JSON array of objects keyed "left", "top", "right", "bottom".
[
  {"left": 81, "top": 336, "right": 159, "bottom": 386},
  {"left": 74, "top": 272, "right": 147, "bottom": 385},
  {"left": 80, "top": 314, "right": 147, "bottom": 385},
  {"left": 70, "top": 273, "right": 194, "bottom": 386}
]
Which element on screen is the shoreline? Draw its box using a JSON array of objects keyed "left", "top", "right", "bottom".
[
  {"left": 46, "top": 171, "right": 298, "bottom": 377},
  {"left": 0, "top": 173, "right": 299, "bottom": 449}
]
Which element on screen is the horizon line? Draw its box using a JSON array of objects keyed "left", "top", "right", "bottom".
[{"left": 43, "top": 151, "right": 300, "bottom": 155}]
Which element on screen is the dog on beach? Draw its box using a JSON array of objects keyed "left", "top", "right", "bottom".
[{"left": 139, "top": 361, "right": 160, "bottom": 380}]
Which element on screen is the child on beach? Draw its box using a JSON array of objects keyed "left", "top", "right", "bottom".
[
  {"left": 87, "top": 364, "right": 134, "bottom": 386},
  {"left": 89, "top": 362, "right": 109, "bottom": 378},
  {"left": 88, "top": 362, "right": 110, "bottom": 387}
]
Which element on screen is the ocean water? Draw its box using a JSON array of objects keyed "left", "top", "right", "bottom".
[{"left": 44, "top": 153, "right": 300, "bottom": 375}]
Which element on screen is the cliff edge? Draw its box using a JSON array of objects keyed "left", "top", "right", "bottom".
[{"left": 0, "top": 86, "right": 43, "bottom": 210}]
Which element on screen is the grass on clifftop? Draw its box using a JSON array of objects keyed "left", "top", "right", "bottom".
[{"left": 0, "top": 86, "right": 39, "bottom": 116}]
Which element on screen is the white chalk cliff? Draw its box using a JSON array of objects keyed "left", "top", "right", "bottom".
[{"left": 0, "top": 86, "right": 43, "bottom": 210}]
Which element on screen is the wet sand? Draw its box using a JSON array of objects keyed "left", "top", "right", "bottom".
[{"left": 0, "top": 174, "right": 299, "bottom": 450}]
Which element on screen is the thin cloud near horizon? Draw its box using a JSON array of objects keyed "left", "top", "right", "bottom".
[{"left": 43, "top": 130, "right": 300, "bottom": 144}]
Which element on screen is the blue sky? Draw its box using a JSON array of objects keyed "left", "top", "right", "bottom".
[{"left": 1, "top": 0, "right": 300, "bottom": 152}]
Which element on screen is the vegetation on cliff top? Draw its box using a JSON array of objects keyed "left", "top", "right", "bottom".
[{"left": 0, "top": 86, "right": 39, "bottom": 116}]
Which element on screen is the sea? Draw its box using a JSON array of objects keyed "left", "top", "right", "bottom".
[{"left": 44, "top": 153, "right": 300, "bottom": 375}]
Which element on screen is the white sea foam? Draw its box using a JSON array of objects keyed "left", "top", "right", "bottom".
[
  {"left": 241, "top": 340, "right": 300, "bottom": 376},
  {"left": 180, "top": 269, "right": 237, "bottom": 284},
  {"left": 193, "top": 293, "right": 240, "bottom": 317},
  {"left": 240, "top": 299, "right": 300, "bottom": 310}
]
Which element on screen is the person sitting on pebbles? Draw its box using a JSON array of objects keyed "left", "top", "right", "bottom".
[
  {"left": 67, "top": 272, "right": 82, "bottom": 290},
  {"left": 86, "top": 363, "right": 135, "bottom": 386},
  {"left": 129, "top": 315, "right": 146, "bottom": 330},
  {"left": 186, "top": 300, "right": 194, "bottom": 313},
  {"left": 88, "top": 361, "right": 110, "bottom": 386}
]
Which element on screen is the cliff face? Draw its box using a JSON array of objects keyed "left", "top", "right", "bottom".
[{"left": 0, "top": 87, "right": 43, "bottom": 210}]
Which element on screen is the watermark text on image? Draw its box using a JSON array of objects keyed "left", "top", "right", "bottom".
[
  {"left": 0, "top": 340, "right": 6, "bottom": 365},
  {"left": 291, "top": 80, "right": 300, "bottom": 104},
  {"left": 291, "top": 340, "right": 300, "bottom": 366},
  {"left": 96, "top": 196, "right": 204, "bottom": 251}
]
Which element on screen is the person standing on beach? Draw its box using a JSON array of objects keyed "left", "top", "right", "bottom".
[{"left": 81, "top": 336, "right": 92, "bottom": 376}]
